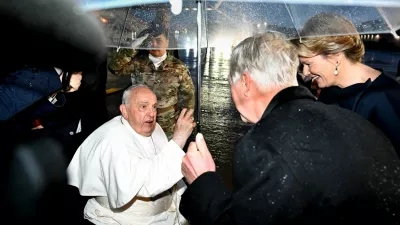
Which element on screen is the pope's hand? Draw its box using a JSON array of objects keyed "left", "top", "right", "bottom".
[
  {"left": 182, "top": 133, "right": 216, "bottom": 184},
  {"left": 172, "top": 108, "right": 196, "bottom": 149}
]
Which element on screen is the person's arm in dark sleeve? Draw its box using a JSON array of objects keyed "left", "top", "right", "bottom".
[
  {"left": 180, "top": 135, "right": 305, "bottom": 225},
  {"left": 80, "top": 59, "right": 108, "bottom": 134},
  {"left": 180, "top": 172, "right": 235, "bottom": 225},
  {"left": 0, "top": 84, "right": 49, "bottom": 120},
  {"left": 1, "top": 68, "right": 62, "bottom": 120}
]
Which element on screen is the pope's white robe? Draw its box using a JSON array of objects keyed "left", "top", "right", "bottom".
[{"left": 67, "top": 116, "right": 188, "bottom": 225}]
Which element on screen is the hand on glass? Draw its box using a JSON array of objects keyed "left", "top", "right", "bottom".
[
  {"left": 172, "top": 108, "right": 196, "bottom": 149},
  {"left": 182, "top": 133, "right": 216, "bottom": 184}
]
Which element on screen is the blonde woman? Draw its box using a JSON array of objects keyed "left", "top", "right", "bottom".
[{"left": 294, "top": 13, "right": 400, "bottom": 157}]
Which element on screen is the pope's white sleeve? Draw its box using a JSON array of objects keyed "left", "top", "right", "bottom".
[{"left": 137, "top": 140, "right": 185, "bottom": 197}]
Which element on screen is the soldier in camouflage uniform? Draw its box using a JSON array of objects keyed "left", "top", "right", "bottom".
[{"left": 108, "top": 27, "right": 195, "bottom": 139}]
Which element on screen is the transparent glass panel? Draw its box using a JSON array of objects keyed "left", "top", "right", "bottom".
[{"left": 205, "top": 1, "right": 299, "bottom": 48}]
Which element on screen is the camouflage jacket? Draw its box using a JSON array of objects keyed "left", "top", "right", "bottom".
[{"left": 108, "top": 49, "right": 195, "bottom": 138}]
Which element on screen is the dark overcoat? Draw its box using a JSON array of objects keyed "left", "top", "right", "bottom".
[
  {"left": 180, "top": 86, "right": 400, "bottom": 225},
  {"left": 318, "top": 73, "right": 400, "bottom": 157}
]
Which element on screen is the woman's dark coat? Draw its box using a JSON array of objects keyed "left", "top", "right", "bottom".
[{"left": 318, "top": 73, "right": 400, "bottom": 157}]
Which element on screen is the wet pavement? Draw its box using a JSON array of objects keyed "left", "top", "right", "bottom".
[
  {"left": 105, "top": 47, "right": 400, "bottom": 189},
  {"left": 186, "top": 48, "right": 251, "bottom": 189}
]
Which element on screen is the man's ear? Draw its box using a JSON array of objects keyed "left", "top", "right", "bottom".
[
  {"left": 242, "top": 72, "right": 252, "bottom": 97},
  {"left": 120, "top": 104, "right": 128, "bottom": 119}
]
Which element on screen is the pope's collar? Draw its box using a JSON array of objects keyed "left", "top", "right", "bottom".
[{"left": 120, "top": 116, "right": 153, "bottom": 140}]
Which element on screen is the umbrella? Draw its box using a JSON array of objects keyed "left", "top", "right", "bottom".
[
  {"left": 84, "top": 1, "right": 200, "bottom": 49},
  {"left": 78, "top": 0, "right": 400, "bottom": 128},
  {"left": 80, "top": 0, "right": 400, "bottom": 43}
]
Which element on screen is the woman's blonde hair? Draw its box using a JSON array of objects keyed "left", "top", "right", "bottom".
[{"left": 293, "top": 13, "right": 365, "bottom": 63}]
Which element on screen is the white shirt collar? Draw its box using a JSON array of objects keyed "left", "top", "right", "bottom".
[{"left": 54, "top": 67, "right": 62, "bottom": 75}]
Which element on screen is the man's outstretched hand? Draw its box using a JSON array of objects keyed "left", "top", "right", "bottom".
[{"left": 182, "top": 133, "right": 216, "bottom": 184}]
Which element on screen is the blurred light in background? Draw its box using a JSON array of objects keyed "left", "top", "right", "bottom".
[
  {"left": 100, "top": 16, "right": 108, "bottom": 23},
  {"left": 169, "top": 0, "right": 182, "bottom": 15}
]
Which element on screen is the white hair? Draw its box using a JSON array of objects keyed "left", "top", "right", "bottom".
[
  {"left": 121, "top": 84, "right": 152, "bottom": 105},
  {"left": 229, "top": 31, "right": 299, "bottom": 89}
]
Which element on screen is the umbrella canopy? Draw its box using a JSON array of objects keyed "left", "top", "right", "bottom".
[
  {"left": 86, "top": 1, "right": 201, "bottom": 49},
  {"left": 80, "top": 0, "right": 400, "bottom": 50},
  {"left": 80, "top": 0, "right": 400, "bottom": 9}
]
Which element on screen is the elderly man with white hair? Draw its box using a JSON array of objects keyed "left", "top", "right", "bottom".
[
  {"left": 67, "top": 84, "right": 195, "bottom": 225},
  {"left": 178, "top": 31, "right": 400, "bottom": 225}
]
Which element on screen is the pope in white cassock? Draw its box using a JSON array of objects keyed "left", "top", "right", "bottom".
[{"left": 67, "top": 84, "right": 196, "bottom": 225}]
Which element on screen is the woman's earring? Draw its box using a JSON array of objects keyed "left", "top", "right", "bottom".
[{"left": 334, "top": 62, "right": 339, "bottom": 76}]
